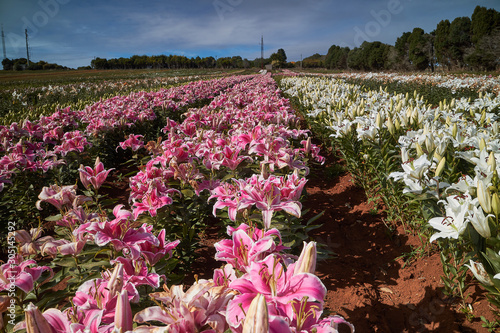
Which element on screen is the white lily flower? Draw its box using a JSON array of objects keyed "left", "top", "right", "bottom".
[
  {"left": 467, "top": 205, "right": 492, "bottom": 238},
  {"left": 429, "top": 203, "right": 468, "bottom": 243}
]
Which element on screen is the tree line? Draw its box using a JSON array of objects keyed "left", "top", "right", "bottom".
[
  {"left": 321, "top": 5, "right": 499, "bottom": 71},
  {"left": 90, "top": 54, "right": 267, "bottom": 70},
  {"left": 1, "top": 58, "right": 69, "bottom": 71}
]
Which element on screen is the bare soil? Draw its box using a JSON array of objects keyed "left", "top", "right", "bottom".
[{"left": 302, "top": 148, "right": 497, "bottom": 332}]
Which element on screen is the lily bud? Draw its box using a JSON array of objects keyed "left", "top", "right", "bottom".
[
  {"left": 452, "top": 123, "right": 458, "bottom": 138},
  {"left": 304, "top": 137, "right": 312, "bottom": 155},
  {"left": 487, "top": 151, "right": 496, "bottom": 171},
  {"left": 479, "top": 138, "right": 487, "bottom": 151},
  {"left": 435, "top": 157, "right": 446, "bottom": 178},
  {"left": 114, "top": 290, "right": 133, "bottom": 332},
  {"left": 375, "top": 113, "right": 382, "bottom": 129},
  {"left": 294, "top": 241, "right": 317, "bottom": 275},
  {"left": 107, "top": 263, "right": 124, "bottom": 297},
  {"left": 242, "top": 294, "right": 269, "bottom": 333},
  {"left": 480, "top": 111, "right": 486, "bottom": 125},
  {"left": 387, "top": 117, "right": 395, "bottom": 135},
  {"left": 394, "top": 118, "right": 401, "bottom": 131},
  {"left": 25, "top": 303, "right": 52, "bottom": 333},
  {"left": 445, "top": 116, "right": 451, "bottom": 126},
  {"left": 492, "top": 193, "right": 500, "bottom": 216},
  {"left": 425, "top": 137, "right": 435, "bottom": 153},
  {"left": 415, "top": 142, "right": 424, "bottom": 157},
  {"left": 477, "top": 180, "right": 492, "bottom": 214}
]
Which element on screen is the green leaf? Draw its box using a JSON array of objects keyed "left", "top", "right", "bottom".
[{"left": 45, "top": 214, "right": 63, "bottom": 221}]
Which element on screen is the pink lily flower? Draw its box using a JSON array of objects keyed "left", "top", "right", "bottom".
[
  {"left": 117, "top": 134, "right": 144, "bottom": 151},
  {"left": 112, "top": 257, "right": 163, "bottom": 289},
  {"left": 0, "top": 254, "right": 53, "bottom": 294},
  {"left": 134, "top": 280, "right": 236, "bottom": 333},
  {"left": 220, "top": 146, "right": 252, "bottom": 171},
  {"left": 13, "top": 227, "right": 55, "bottom": 256},
  {"left": 139, "top": 229, "right": 180, "bottom": 266},
  {"left": 13, "top": 303, "right": 71, "bottom": 333},
  {"left": 72, "top": 278, "right": 136, "bottom": 326},
  {"left": 214, "top": 227, "right": 288, "bottom": 273},
  {"left": 36, "top": 184, "right": 92, "bottom": 213},
  {"left": 75, "top": 205, "right": 158, "bottom": 258},
  {"left": 35, "top": 184, "right": 78, "bottom": 211},
  {"left": 132, "top": 187, "right": 177, "bottom": 219},
  {"left": 237, "top": 177, "right": 302, "bottom": 229},
  {"left": 226, "top": 254, "right": 326, "bottom": 332},
  {"left": 213, "top": 264, "right": 238, "bottom": 287},
  {"left": 79, "top": 157, "right": 114, "bottom": 191}
]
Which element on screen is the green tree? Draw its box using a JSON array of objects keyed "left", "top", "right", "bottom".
[
  {"left": 394, "top": 31, "right": 412, "bottom": 69},
  {"left": 408, "top": 28, "right": 430, "bottom": 70},
  {"left": 448, "top": 17, "right": 472, "bottom": 69},
  {"left": 434, "top": 20, "right": 451, "bottom": 69},
  {"left": 2, "top": 58, "right": 14, "bottom": 70},
  {"left": 471, "top": 5, "right": 500, "bottom": 44},
  {"left": 325, "top": 45, "right": 350, "bottom": 69},
  {"left": 270, "top": 48, "right": 287, "bottom": 68}
]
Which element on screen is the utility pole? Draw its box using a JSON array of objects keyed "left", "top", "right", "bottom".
[
  {"left": 1, "top": 24, "right": 6, "bottom": 60},
  {"left": 260, "top": 35, "right": 264, "bottom": 69},
  {"left": 25, "top": 29, "right": 30, "bottom": 66},
  {"left": 300, "top": 54, "right": 302, "bottom": 69}
]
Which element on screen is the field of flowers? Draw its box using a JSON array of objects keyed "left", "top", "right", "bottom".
[
  {"left": 0, "top": 71, "right": 354, "bottom": 333},
  {"left": 279, "top": 73, "right": 500, "bottom": 328},
  {"left": 3, "top": 68, "right": 500, "bottom": 332}
]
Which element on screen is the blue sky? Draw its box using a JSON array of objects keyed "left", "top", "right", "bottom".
[{"left": 1, "top": 0, "right": 499, "bottom": 69}]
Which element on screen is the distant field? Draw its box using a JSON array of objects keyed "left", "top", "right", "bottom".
[{"left": 0, "top": 68, "right": 251, "bottom": 88}]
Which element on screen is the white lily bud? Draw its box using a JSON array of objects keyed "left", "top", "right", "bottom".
[
  {"left": 415, "top": 142, "right": 424, "bottom": 157},
  {"left": 479, "top": 138, "right": 487, "bottom": 151},
  {"left": 477, "top": 179, "right": 492, "bottom": 214},
  {"left": 487, "top": 151, "right": 496, "bottom": 171},
  {"left": 434, "top": 157, "right": 446, "bottom": 178},
  {"left": 375, "top": 113, "right": 382, "bottom": 129},
  {"left": 394, "top": 118, "right": 401, "bottom": 131},
  {"left": 491, "top": 193, "right": 500, "bottom": 216},
  {"left": 387, "top": 117, "right": 395, "bottom": 135}
]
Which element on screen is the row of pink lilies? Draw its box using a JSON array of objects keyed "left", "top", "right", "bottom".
[
  {"left": 5, "top": 74, "right": 354, "bottom": 332},
  {"left": 0, "top": 75, "right": 250, "bottom": 191}
]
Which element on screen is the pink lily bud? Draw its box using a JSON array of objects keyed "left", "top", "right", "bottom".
[
  {"left": 304, "top": 137, "right": 312, "bottom": 155},
  {"left": 107, "top": 263, "right": 124, "bottom": 297},
  {"left": 114, "top": 290, "right": 133, "bottom": 332},
  {"left": 294, "top": 241, "right": 317, "bottom": 275},
  {"left": 242, "top": 293, "right": 269, "bottom": 333},
  {"left": 25, "top": 303, "right": 52, "bottom": 333}
]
